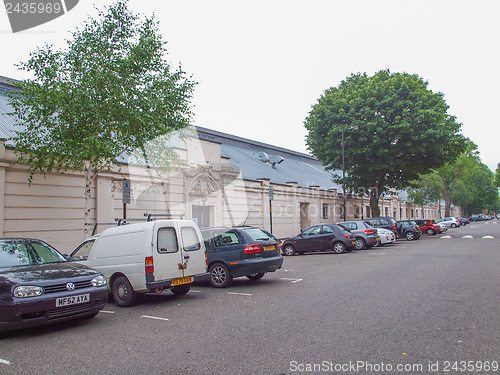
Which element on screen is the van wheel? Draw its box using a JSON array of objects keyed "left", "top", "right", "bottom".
[
  {"left": 171, "top": 283, "right": 191, "bottom": 296},
  {"left": 209, "top": 263, "right": 233, "bottom": 288},
  {"left": 112, "top": 276, "right": 137, "bottom": 307},
  {"left": 246, "top": 273, "right": 265, "bottom": 280}
]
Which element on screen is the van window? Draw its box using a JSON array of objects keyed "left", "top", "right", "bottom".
[
  {"left": 157, "top": 227, "right": 179, "bottom": 253},
  {"left": 181, "top": 227, "right": 201, "bottom": 251},
  {"left": 71, "top": 240, "right": 95, "bottom": 260}
]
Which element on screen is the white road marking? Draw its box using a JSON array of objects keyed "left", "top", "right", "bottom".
[
  {"left": 99, "top": 310, "right": 115, "bottom": 314},
  {"left": 280, "top": 277, "right": 303, "bottom": 283},
  {"left": 441, "top": 235, "right": 452, "bottom": 239},
  {"left": 189, "top": 290, "right": 201, "bottom": 293},
  {"left": 482, "top": 235, "right": 494, "bottom": 239},
  {"left": 228, "top": 292, "right": 253, "bottom": 296},
  {"left": 0, "top": 359, "right": 11, "bottom": 365},
  {"left": 283, "top": 269, "right": 300, "bottom": 272},
  {"left": 462, "top": 235, "right": 473, "bottom": 239},
  {"left": 141, "top": 315, "right": 170, "bottom": 321}
]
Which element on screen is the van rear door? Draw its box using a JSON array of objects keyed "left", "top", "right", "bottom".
[
  {"left": 153, "top": 224, "right": 186, "bottom": 282},
  {"left": 178, "top": 224, "right": 207, "bottom": 277}
]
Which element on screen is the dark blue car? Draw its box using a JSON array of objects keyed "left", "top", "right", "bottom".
[{"left": 201, "top": 227, "right": 283, "bottom": 288}]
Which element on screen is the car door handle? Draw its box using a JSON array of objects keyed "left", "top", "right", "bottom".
[{"left": 184, "top": 255, "right": 190, "bottom": 259}]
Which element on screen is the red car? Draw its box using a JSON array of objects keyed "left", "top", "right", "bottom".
[{"left": 414, "top": 219, "right": 442, "bottom": 235}]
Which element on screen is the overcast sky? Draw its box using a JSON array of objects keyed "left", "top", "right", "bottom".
[{"left": 1, "top": 0, "right": 499, "bottom": 171}]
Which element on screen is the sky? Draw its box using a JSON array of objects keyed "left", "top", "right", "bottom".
[{"left": 1, "top": 0, "right": 499, "bottom": 172}]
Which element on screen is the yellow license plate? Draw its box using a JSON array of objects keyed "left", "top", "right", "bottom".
[
  {"left": 171, "top": 276, "right": 193, "bottom": 286},
  {"left": 376, "top": 237, "right": 380, "bottom": 240},
  {"left": 263, "top": 245, "right": 276, "bottom": 251},
  {"left": 351, "top": 241, "right": 356, "bottom": 245}
]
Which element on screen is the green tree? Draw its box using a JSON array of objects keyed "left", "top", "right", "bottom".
[
  {"left": 305, "top": 69, "right": 467, "bottom": 216},
  {"left": 453, "top": 161, "right": 499, "bottom": 216},
  {"left": 407, "top": 173, "right": 443, "bottom": 216},
  {"left": 435, "top": 141, "right": 478, "bottom": 216},
  {"left": 494, "top": 163, "right": 500, "bottom": 187},
  {"left": 8, "top": 1, "right": 195, "bottom": 231}
]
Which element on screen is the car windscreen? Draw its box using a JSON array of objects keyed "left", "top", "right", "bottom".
[{"left": 0, "top": 241, "right": 67, "bottom": 267}]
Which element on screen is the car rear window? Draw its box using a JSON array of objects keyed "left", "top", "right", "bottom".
[
  {"left": 244, "top": 228, "right": 273, "bottom": 242},
  {"left": 0, "top": 241, "right": 66, "bottom": 267}
]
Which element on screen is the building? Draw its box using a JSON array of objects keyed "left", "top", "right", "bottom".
[{"left": 0, "top": 76, "right": 458, "bottom": 253}]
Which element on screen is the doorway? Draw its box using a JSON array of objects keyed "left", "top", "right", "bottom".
[{"left": 192, "top": 206, "right": 211, "bottom": 228}]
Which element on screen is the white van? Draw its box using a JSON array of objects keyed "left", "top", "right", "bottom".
[{"left": 69, "top": 220, "right": 209, "bottom": 307}]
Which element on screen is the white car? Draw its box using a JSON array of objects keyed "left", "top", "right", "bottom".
[
  {"left": 437, "top": 217, "right": 461, "bottom": 228},
  {"left": 376, "top": 227, "right": 396, "bottom": 246}
]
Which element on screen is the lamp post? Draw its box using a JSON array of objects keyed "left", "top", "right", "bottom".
[{"left": 342, "top": 125, "right": 358, "bottom": 221}]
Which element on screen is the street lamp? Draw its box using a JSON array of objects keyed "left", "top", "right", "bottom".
[{"left": 342, "top": 125, "right": 359, "bottom": 221}]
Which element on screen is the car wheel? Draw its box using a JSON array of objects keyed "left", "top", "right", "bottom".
[
  {"left": 171, "top": 283, "right": 191, "bottom": 296},
  {"left": 112, "top": 276, "right": 137, "bottom": 307},
  {"left": 332, "top": 241, "right": 346, "bottom": 254},
  {"left": 426, "top": 228, "right": 435, "bottom": 235},
  {"left": 451, "top": 223, "right": 457, "bottom": 228},
  {"left": 246, "top": 273, "right": 265, "bottom": 280},
  {"left": 209, "top": 263, "right": 233, "bottom": 288},
  {"left": 405, "top": 231, "right": 416, "bottom": 241},
  {"left": 283, "top": 244, "right": 296, "bottom": 256},
  {"left": 355, "top": 238, "right": 367, "bottom": 250}
]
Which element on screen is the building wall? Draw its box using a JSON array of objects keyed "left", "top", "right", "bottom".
[{"left": 0, "top": 137, "right": 460, "bottom": 253}]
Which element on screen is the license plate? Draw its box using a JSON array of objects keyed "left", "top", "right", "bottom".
[
  {"left": 351, "top": 241, "right": 356, "bottom": 245},
  {"left": 263, "top": 245, "right": 276, "bottom": 251},
  {"left": 171, "top": 276, "right": 192, "bottom": 286},
  {"left": 376, "top": 237, "right": 380, "bottom": 240},
  {"left": 56, "top": 293, "right": 89, "bottom": 307}
]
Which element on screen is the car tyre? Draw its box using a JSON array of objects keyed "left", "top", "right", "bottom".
[
  {"left": 405, "top": 231, "right": 416, "bottom": 241},
  {"left": 246, "top": 273, "right": 265, "bottom": 280},
  {"left": 209, "top": 263, "right": 233, "bottom": 288},
  {"left": 451, "top": 223, "right": 457, "bottom": 228},
  {"left": 283, "top": 244, "right": 296, "bottom": 256},
  {"left": 426, "top": 228, "right": 435, "bottom": 235},
  {"left": 354, "top": 238, "right": 367, "bottom": 250},
  {"left": 171, "top": 283, "right": 191, "bottom": 296},
  {"left": 112, "top": 276, "right": 137, "bottom": 307},
  {"left": 332, "top": 241, "right": 346, "bottom": 254}
]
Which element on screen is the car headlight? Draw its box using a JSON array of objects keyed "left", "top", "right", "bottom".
[
  {"left": 13, "top": 285, "right": 44, "bottom": 298},
  {"left": 91, "top": 275, "right": 107, "bottom": 287}
]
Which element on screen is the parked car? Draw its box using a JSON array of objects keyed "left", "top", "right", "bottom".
[
  {"left": 458, "top": 217, "right": 469, "bottom": 225},
  {"left": 337, "top": 221, "right": 381, "bottom": 250},
  {"left": 414, "top": 219, "right": 442, "bottom": 235},
  {"left": 0, "top": 238, "right": 109, "bottom": 332},
  {"left": 70, "top": 220, "right": 209, "bottom": 307},
  {"left": 435, "top": 222, "right": 448, "bottom": 233},
  {"left": 201, "top": 226, "right": 283, "bottom": 288},
  {"left": 436, "top": 217, "right": 461, "bottom": 228},
  {"left": 364, "top": 217, "right": 399, "bottom": 237},
  {"left": 468, "top": 214, "right": 485, "bottom": 222},
  {"left": 375, "top": 227, "right": 396, "bottom": 246},
  {"left": 281, "top": 224, "right": 356, "bottom": 256},
  {"left": 396, "top": 220, "right": 421, "bottom": 241}
]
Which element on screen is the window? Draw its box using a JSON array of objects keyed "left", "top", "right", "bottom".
[
  {"left": 322, "top": 225, "right": 334, "bottom": 234},
  {"left": 366, "top": 206, "right": 370, "bottom": 218},
  {"left": 213, "top": 232, "right": 240, "bottom": 247},
  {"left": 157, "top": 227, "right": 179, "bottom": 253},
  {"left": 322, "top": 204, "right": 329, "bottom": 219},
  {"left": 354, "top": 205, "right": 360, "bottom": 218},
  {"left": 302, "top": 226, "right": 321, "bottom": 236},
  {"left": 181, "top": 227, "right": 201, "bottom": 251},
  {"left": 71, "top": 240, "right": 95, "bottom": 260}
]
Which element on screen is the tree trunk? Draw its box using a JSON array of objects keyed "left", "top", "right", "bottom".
[
  {"left": 442, "top": 178, "right": 453, "bottom": 217},
  {"left": 369, "top": 188, "right": 381, "bottom": 217},
  {"left": 84, "top": 160, "right": 95, "bottom": 239}
]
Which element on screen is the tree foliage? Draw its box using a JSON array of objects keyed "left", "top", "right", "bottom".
[
  {"left": 407, "top": 173, "right": 442, "bottom": 208},
  {"left": 304, "top": 69, "right": 467, "bottom": 216},
  {"left": 453, "top": 161, "right": 499, "bottom": 216},
  {"left": 8, "top": 1, "right": 196, "bottom": 230}
]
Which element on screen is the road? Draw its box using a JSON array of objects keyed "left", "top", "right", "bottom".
[{"left": 1, "top": 221, "right": 499, "bottom": 375}]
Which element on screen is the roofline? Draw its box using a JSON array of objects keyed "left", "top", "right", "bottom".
[{"left": 194, "top": 125, "right": 317, "bottom": 161}]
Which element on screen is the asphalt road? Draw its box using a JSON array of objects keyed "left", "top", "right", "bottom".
[{"left": 1, "top": 221, "right": 499, "bottom": 375}]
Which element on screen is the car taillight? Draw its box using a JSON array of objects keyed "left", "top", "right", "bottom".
[
  {"left": 205, "top": 251, "right": 208, "bottom": 266},
  {"left": 244, "top": 244, "right": 261, "bottom": 254},
  {"left": 364, "top": 229, "right": 374, "bottom": 234},
  {"left": 344, "top": 234, "right": 350, "bottom": 239},
  {"left": 145, "top": 256, "right": 154, "bottom": 274},
  {"left": 392, "top": 225, "right": 396, "bottom": 230}
]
